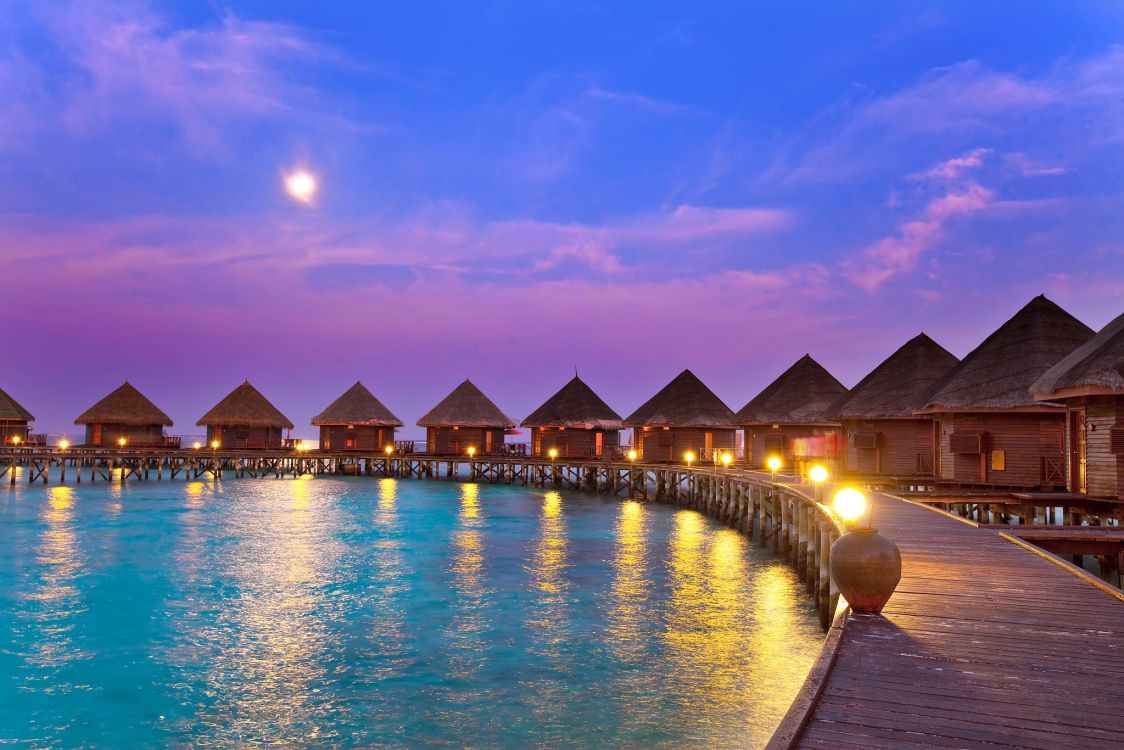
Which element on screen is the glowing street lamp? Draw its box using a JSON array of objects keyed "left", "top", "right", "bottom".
[
  {"left": 117, "top": 437, "right": 127, "bottom": 448},
  {"left": 210, "top": 440, "right": 220, "bottom": 450},
  {"left": 385, "top": 444, "right": 394, "bottom": 456},
  {"left": 720, "top": 452, "right": 733, "bottom": 470},
  {"left": 767, "top": 455, "right": 781, "bottom": 479},
  {"left": 627, "top": 449, "right": 638, "bottom": 462},
  {"left": 829, "top": 487, "right": 901, "bottom": 614},
  {"left": 58, "top": 439, "right": 69, "bottom": 451},
  {"left": 467, "top": 446, "right": 476, "bottom": 458},
  {"left": 193, "top": 441, "right": 202, "bottom": 450},
  {"left": 548, "top": 447, "right": 558, "bottom": 461},
  {"left": 809, "top": 464, "right": 828, "bottom": 500},
  {"left": 684, "top": 451, "right": 696, "bottom": 468},
  {"left": 832, "top": 487, "right": 867, "bottom": 529},
  {"left": 11, "top": 435, "right": 21, "bottom": 447}
]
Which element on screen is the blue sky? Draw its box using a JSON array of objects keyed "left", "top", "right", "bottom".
[{"left": 1, "top": 1, "right": 1122, "bottom": 437}]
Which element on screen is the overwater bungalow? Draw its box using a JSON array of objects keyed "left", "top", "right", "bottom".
[
  {"left": 623, "top": 369, "right": 736, "bottom": 462},
  {"left": 1032, "top": 310, "right": 1124, "bottom": 500},
  {"left": 418, "top": 379, "right": 515, "bottom": 455},
  {"left": 735, "top": 355, "right": 847, "bottom": 474},
  {"left": 75, "top": 381, "right": 173, "bottom": 448},
  {"left": 916, "top": 295, "right": 1093, "bottom": 488},
  {"left": 197, "top": 381, "right": 293, "bottom": 450},
  {"left": 825, "top": 334, "right": 959, "bottom": 479},
  {"left": 0, "top": 387, "right": 34, "bottom": 445},
  {"left": 312, "top": 381, "right": 403, "bottom": 452},
  {"left": 522, "top": 375, "right": 622, "bottom": 459}
]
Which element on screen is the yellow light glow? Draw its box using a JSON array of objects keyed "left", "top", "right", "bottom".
[
  {"left": 767, "top": 456, "right": 781, "bottom": 472},
  {"left": 832, "top": 487, "right": 867, "bottom": 523},
  {"left": 57, "top": 439, "right": 69, "bottom": 451},
  {"left": 285, "top": 170, "right": 317, "bottom": 203},
  {"left": 684, "top": 451, "right": 696, "bottom": 463},
  {"left": 548, "top": 448, "right": 558, "bottom": 459},
  {"left": 720, "top": 452, "right": 732, "bottom": 466},
  {"left": 11, "top": 435, "right": 20, "bottom": 445},
  {"left": 467, "top": 446, "right": 476, "bottom": 457},
  {"left": 193, "top": 441, "right": 202, "bottom": 450},
  {"left": 809, "top": 465, "right": 828, "bottom": 483},
  {"left": 385, "top": 445, "right": 394, "bottom": 455},
  {"left": 627, "top": 450, "right": 637, "bottom": 462},
  {"left": 210, "top": 440, "right": 220, "bottom": 450},
  {"left": 117, "top": 437, "right": 127, "bottom": 447}
]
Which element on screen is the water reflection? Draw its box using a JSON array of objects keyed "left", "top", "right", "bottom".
[
  {"left": 446, "top": 483, "right": 488, "bottom": 683},
  {"left": 189, "top": 478, "right": 342, "bottom": 746},
  {"left": 607, "top": 499, "right": 649, "bottom": 663},
  {"left": 24, "top": 486, "right": 90, "bottom": 673},
  {"left": 366, "top": 478, "right": 411, "bottom": 680}
]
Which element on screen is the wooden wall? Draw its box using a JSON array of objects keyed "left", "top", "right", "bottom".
[
  {"left": 205, "top": 425, "right": 285, "bottom": 450},
  {"left": 1078, "top": 396, "right": 1122, "bottom": 501},
  {"left": 532, "top": 427, "right": 619, "bottom": 458},
  {"left": 744, "top": 424, "right": 841, "bottom": 473},
  {"left": 426, "top": 426, "right": 506, "bottom": 455},
  {"left": 638, "top": 428, "right": 735, "bottom": 462},
  {"left": 0, "top": 420, "right": 29, "bottom": 443},
  {"left": 83, "top": 423, "right": 165, "bottom": 448},
  {"left": 318, "top": 425, "right": 394, "bottom": 452},
  {"left": 841, "top": 418, "right": 937, "bottom": 477},
  {"left": 935, "top": 412, "right": 1066, "bottom": 488}
]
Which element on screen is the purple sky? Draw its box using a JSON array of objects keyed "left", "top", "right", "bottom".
[{"left": 2, "top": 2, "right": 1122, "bottom": 440}]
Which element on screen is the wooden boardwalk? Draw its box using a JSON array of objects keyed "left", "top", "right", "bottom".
[{"left": 792, "top": 489, "right": 1124, "bottom": 750}]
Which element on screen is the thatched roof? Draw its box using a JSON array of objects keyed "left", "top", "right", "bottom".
[
  {"left": 522, "top": 376, "right": 623, "bottom": 430},
  {"left": 1032, "top": 311, "right": 1124, "bottom": 400},
  {"left": 417, "top": 379, "right": 516, "bottom": 428},
  {"left": 0, "top": 387, "right": 34, "bottom": 422},
  {"left": 75, "top": 382, "right": 172, "bottom": 426},
  {"left": 197, "top": 381, "right": 293, "bottom": 429},
  {"left": 312, "top": 382, "right": 403, "bottom": 427},
  {"left": 918, "top": 295, "right": 1093, "bottom": 412},
  {"left": 623, "top": 369, "right": 736, "bottom": 428},
  {"left": 734, "top": 355, "right": 847, "bottom": 424},
  {"left": 826, "top": 334, "right": 959, "bottom": 420}
]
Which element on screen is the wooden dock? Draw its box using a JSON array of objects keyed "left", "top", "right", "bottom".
[{"left": 777, "top": 487, "right": 1124, "bottom": 750}]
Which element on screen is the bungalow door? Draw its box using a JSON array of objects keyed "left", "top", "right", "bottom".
[{"left": 1069, "top": 409, "right": 1087, "bottom": 494}]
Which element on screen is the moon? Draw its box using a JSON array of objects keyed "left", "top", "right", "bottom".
[{"left": 285, "top": 170, "right": 317, "bottom": 203}]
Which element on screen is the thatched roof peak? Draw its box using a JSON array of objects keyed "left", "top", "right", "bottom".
[
  {"left": 522, "top": 375, "right": 623, "bottom": 430},
  {"left": 75, "top": 381, "right": 172, "bottom": 427},
  {"left": 734, "top": 354, "right": 847, "bottom": 424},
  {"left": 0, "top": 387, "right": 34, "bottom": 422},
  {"left": 312, "top": 381, "right": 404, "bottom": 427},
  {"left": 623, "top": 369, "right": 736, "bottom": 428},
  {"left": 417, "top": 379, "right": 516, "bottom": 428},
  {"left": 826, "top": 334, "right": 959, "bottom": 420},
  {"left": 197, "top": 381, "right": 293, "bottom": 429},
  {"left": 1032, "top": 310, "right": 1124, "bottom": 399},
  {"left": 918, "top": 295, "right": 1093, "bottom": 412}
]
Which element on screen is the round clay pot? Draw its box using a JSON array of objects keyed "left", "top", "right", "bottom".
[{"left": 829, "top": 528, "right": 902, "bottom": 614}]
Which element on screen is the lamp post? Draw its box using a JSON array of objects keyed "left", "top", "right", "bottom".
[
  {"left": 627, "top": 449, "right": 637, "bottom": 463},
  {"left": 58, "top": 439, "right": 69, "bottom": 451},
  {"left": 829, "top": 487, "right": 901, "bottom": 614},
  {"left": 720, "top": 452, "right": 733, "bottom": 471},
  {"left": 809, "top": 464, "right": 828, "bottom": 501},
  {"left": 767, "top": 455, "right": 781, "bottom": 480}
]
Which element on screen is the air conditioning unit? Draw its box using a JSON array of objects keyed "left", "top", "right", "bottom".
[
  {"left": 853, "top": 431, "right": 879, "bottom": 450},
  {"left": 950, "top": 431, "right": 989, "bottom": 454},
  {"left": 763, "top": 435, "right": 786, "bottom": 453}
]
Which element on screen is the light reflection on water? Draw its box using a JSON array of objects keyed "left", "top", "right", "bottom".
[{"left": 0, "top": 478, "right": 822, "bottom": 749}]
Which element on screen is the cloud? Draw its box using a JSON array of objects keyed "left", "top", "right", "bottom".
[
  {"left": 844, "top": 181, "right": 994, "bottom": 291},
  {"left": 912, "top": 148, "right": 992, "bottom": 181},
  {"left": 584, "top": 87, "right": 697, "bottom": 116},
  {"left": 764, "top": 46, "right": 1124, "bottom": 185},
  {"left": 1, "top": 3, "right": 358, "bottom": 152},
  {"left": 1003, "top": 151, "right": 1067, "bottom": 177}
]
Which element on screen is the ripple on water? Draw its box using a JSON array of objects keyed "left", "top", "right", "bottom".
[{"left": 0, "top": 477, "right": 822, "bottom": 749}]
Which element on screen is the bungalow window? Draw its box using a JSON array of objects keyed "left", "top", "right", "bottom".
[{"left": 990, "top": 450, "right": 1005, "bottom": 471}]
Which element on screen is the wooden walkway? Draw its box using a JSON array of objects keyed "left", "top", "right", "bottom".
[{"left": 793, "top": 489, "right": 1124, "bottom": 750}]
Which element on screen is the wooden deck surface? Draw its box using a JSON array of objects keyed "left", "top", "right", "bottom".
[{"left": 794, "top": 490, "right": 1124, "bottom": 750}]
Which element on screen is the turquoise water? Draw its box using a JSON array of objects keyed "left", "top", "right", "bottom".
[{"left": 0, "top": 476, "right": 821, "bottom": 749}]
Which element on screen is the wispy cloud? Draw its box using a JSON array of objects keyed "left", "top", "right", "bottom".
[{"left": 2, "top": 3, "right": 360, "bottom": 152}]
